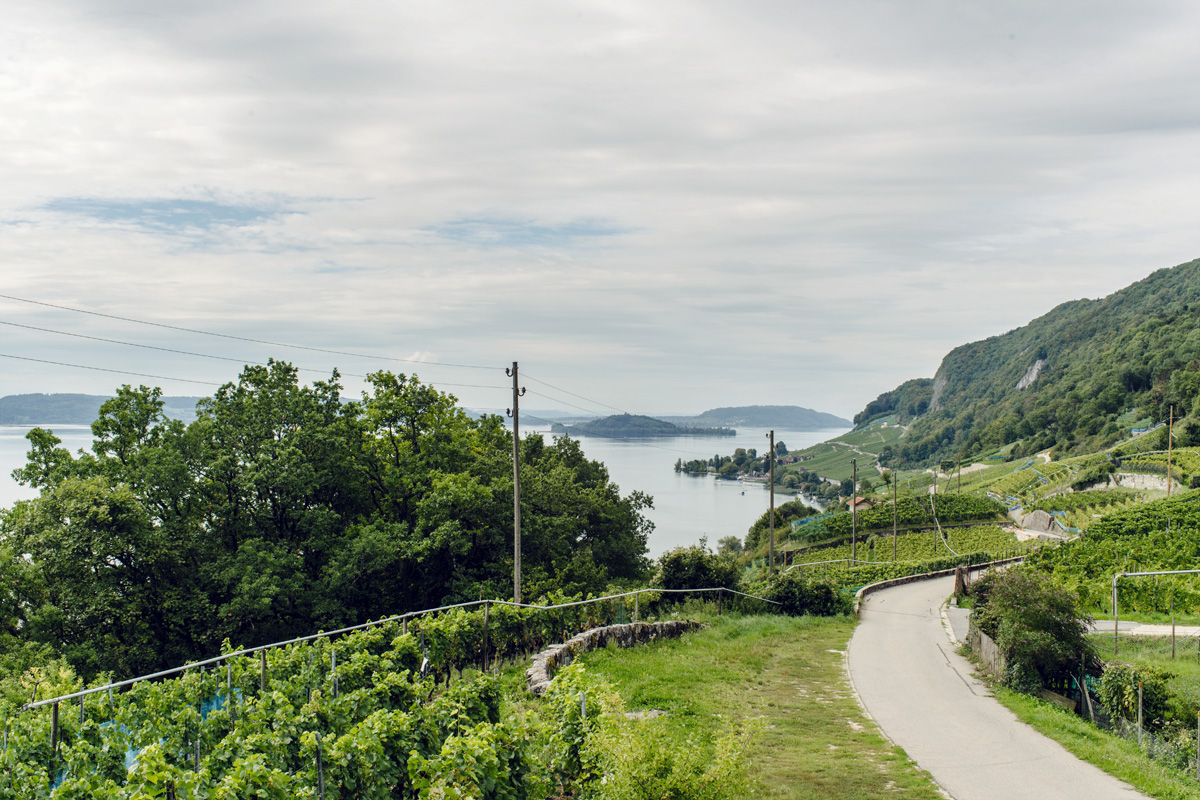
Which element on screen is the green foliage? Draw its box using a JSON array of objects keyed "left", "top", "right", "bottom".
[
  {"left": 970, "top": 568, "right": 1097, "bottom": 693},
  {"left": 871, "top": 258, "right": 1200, "bottom": 467},
  {"left": 787, "top": 525, "right": 1029, "bottom": 570},
  {"left": 745, "top": 499, "right": 819, "bottom": 549},
  {"left": 0, "top": 598, "right": 649, "bottom": 799},
  {"left": 753, "top": 572, "right": 848, "bottom": 617},
  {"left": 0, "top": 363, "right": 653, "bottom": 679},
  {"left": 789, "top": 495, "right": 1006, "bottom": 543},
  {"left": 656, "top": 547, "right": 740, "bottom": 596},
  {"left": 1029, "top": 489, "right": 1200, "bottom": 614},
  {"left": 582, "top": 718, "right": 758, "bottom": 800},
  {"left": 1096, "top": 662, "right": 1174, "bottom": 730}
]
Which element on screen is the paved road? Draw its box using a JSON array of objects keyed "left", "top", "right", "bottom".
[{"left": 847, "top": 575, "right": 1148, "bottom": 800}]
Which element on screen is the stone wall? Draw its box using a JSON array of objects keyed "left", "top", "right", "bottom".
[
  {"left": 525, "top": 620, "right": 702, "bottom": 696},
  {"left": 968, "top": 619, "right": 1006, "bottom": 679}
]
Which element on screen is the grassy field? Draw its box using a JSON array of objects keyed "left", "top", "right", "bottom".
[
  {"left": 993, "top": 688, "right": 1200, "bottom": 800},
  {"left": 575, "top": 613, "right": 945, "bottom": 800}
]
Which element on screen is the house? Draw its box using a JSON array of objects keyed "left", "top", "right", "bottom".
[{"left": 847, "top": 496, "right": 873, "bottom": 512}]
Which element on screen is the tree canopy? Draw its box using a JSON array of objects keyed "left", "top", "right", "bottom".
[{"left": 1, "top": 361, "right": 652, "bottom": 679}]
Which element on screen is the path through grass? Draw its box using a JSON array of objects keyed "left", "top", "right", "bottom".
[{"left": 577, "top": 614, "right": 944, "bottom": 799}]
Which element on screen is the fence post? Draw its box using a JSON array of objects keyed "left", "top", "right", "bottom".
[
  {"left": 483, "top": 602, "right": 490, "bottom": 672},
  {"left": 331, "top": 648, "right": 338, "bottom": 698},
  {"left": 194, "top": 738, "right": 200, "bottom": 772},
  {"left": 50, "top": 701, "right": 59, "bottom": 757},
  {"left": 580, "top": 691, "right": 587, "bottom": 719},
  {"left": 79, "top": 695, "right": 85, "bottom": 724},
  {"left": 227, "top": 663, "right": 237, "bottom": 724},
  {"left": 1137, "top": 681, "right": 1143, "bottom": 747},
  {"left": 718, "top": 588, "right": 723, "bottom": 616},
  {"left": 316, "top": 731, "right": 326, "bottom": 799},
  {"left": 260, "top": 650, "right": 267, "bottom": 693},
  {"left": 634, "top": 592, "right": 640, "bottom": 623}
]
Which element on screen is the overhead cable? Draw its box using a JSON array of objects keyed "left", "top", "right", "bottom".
[
  {"left": 0, "top": 321, "right": 506, "bottom": 391},
  {"left": 0, "top": 293, "right": 493, "bottom": 370}
]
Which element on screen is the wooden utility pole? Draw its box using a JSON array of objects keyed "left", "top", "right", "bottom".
[
  {"left": 851, "top": 458, "right": 857, "bottom": 563},
  {"left": 766, "top": 430, "right": 775, "bottom": 575},
  {"left": 506, "top": 362, "right": 526, "bottom": 603}
]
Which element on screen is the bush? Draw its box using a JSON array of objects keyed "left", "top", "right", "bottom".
[
  {"left": 970, "top": 568, "right": 1098, "bottom": 693},
  {"left": 760, "top": 572, "right": 849, "bottom": 617},
  {"left": 656, "top": 547, "right": 740, "bottom": 597},
  {"left": 1096, "top": 662, "right": 1174, "bottom": 730},
  {"left": 582, "top": 717, "right": 758, "bottom": 800}
]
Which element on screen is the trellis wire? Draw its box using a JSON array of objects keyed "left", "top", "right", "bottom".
[{"left": 21, "top": 586, "right": 777, "bottom": 713}]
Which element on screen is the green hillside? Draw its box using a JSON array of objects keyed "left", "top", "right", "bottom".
[{"left": 859, "top": 257, "right": 1200, "bottom": 468}]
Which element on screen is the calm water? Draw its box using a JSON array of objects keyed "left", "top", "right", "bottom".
[{"left": 0, "top": 424, "right": 846, "bottom": 555}]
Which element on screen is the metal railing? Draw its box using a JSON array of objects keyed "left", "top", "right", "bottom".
[{"left": 21, "top": 586, "right": 778, "bottom": 713}]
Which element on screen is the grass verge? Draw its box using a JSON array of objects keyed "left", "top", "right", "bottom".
[
  {"left": 575, "top": 613, "right": 945, "bottom": 799},
  {"left": 992, "top": 687, "right": 1200, "bottom": 800}
]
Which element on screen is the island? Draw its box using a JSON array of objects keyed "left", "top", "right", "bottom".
[{"left": 550, "top": 413, "right": 735, "bottom": 438}]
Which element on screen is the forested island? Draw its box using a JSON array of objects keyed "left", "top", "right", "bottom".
[{"left": 551, "top": 413, "right": 735, "bottom": 437}]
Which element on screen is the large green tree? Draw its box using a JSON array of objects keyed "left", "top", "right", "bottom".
[{"left": 1, "top": 361, "right": 653, "bottom": 679}]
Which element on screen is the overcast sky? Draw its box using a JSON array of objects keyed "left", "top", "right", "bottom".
[{"left": 2, "top": 0, "right": 1199, "bottom": 420}]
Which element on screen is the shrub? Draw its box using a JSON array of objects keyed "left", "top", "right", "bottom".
[
  {"left": 1096, "top": 662, "right": 1173, "bottom": 730},
  {"left": 761, "top": 572, "right": 849, "bottom": 617},
  {"left": 656, "top": 547, "right": 740, "bottom": 596},
  {"left": 582, "top": 717, "right": 759, "bottom": 800},
  {"left": 970, "top": 567, "right": 1098, "bottom": 693}
]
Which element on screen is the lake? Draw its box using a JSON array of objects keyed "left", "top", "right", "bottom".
[{"left": 0, "top": 423, "right": 846, "bottom": 555}]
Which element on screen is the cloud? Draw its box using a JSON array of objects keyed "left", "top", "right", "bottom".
[
  {"left": 429, "top": 217, "right": 625, "bottom": 249},
  {"left": 2, "top": 0, "right": 1200, "bottom": 419}
]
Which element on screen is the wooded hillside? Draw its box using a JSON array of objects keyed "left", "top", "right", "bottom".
[{"left": 860, "top": 258, "right": 1200, "bottom": 467}]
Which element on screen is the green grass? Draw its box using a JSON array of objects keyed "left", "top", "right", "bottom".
[
  {"left": 576, "top": 614, "right": 945, "bottom": 799},
  {"left": 993, "top": 687, "right": 1200, "bottom": 800}
]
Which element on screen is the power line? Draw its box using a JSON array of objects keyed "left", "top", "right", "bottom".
[
  {"left": 523, "top": 389, "right": 609, "bottom": 419},
  {"left": 0, "top": 293, "right": 493, "bottom": 370},
  {"left": 522, "top": 373, "right": 628, "bottom": 415},
  {"left": 0, "top": 354, "right": 222, "bottom": 386},
  {"left": 0, "top": 320, "right": 507, "bottom": 391}
]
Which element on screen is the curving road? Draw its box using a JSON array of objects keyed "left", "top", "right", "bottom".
[{"left": 847, "top": 575, "right": 1148, "bottom": 800}]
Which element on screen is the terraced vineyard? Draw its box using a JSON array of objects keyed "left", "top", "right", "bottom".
[
  {"left": 780, "top": 525, "right": 1038, "bottom": 593},
  {"left": 1029, "top": 489, "right": 1200, "bottom": 615},
  {"left": 0, "top": 598, "right": 664, "bottom": 798},
  {"left": 787, "top": 525, "right": 1032, "bottom": 568}
]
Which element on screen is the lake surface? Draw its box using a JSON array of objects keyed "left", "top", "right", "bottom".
[{"left": 0, "top": 423, "right": 846, "bottom": 556}]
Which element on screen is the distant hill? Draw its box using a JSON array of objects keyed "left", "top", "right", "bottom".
[
  {"left": 551, "top": 413, "right": 735, "bottom": 438},
  {"left": 662, "top": 405, "right": 851, "bottom": 430},
  {"left": 858, "top": 256, "right": 1200, "bottom": 467},
  {"left": 0, "top": 394, "right": 204, "bottom": 425}
]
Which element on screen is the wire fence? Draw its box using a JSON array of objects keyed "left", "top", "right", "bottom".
[{"left": 20, "top": 586, "right": 778, "bottom": 714}]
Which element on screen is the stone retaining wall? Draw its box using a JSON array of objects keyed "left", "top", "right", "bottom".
[
  {"left": 967, "top": 619, "right": 1006, "bottom": 678},
  {"left": 525, "top": 620, "right": 702, "bottom": 696}
]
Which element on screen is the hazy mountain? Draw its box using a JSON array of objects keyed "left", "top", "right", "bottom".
[
  {"left": 0, "top": 393, "right": 204, "bottom": 424},
  {"left": 661, "top": 405, "right": 851, "bottom": 430}
]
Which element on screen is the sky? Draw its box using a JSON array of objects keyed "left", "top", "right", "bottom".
[{"left": 2, "top": 0, "right": 1199, "bottom": 421}]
